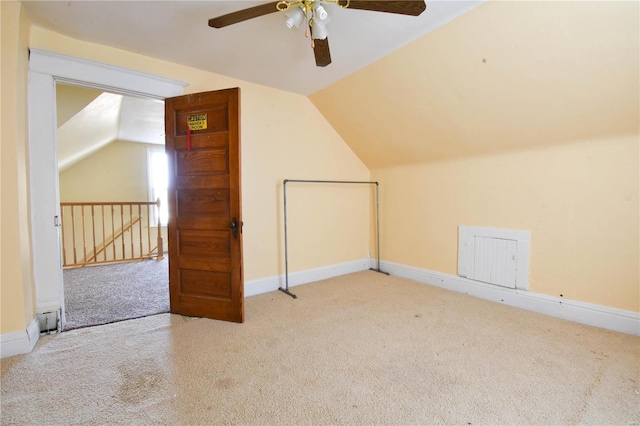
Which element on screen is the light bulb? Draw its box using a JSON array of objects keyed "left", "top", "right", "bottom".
[
  {"left": 285, "top": 7, "right": 305, "bottom": 29},
  {"left": 315, "top": 4, "right": 328, "bottom": 21}
]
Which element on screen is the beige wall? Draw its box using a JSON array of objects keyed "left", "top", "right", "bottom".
[
  {"left": 30, "top": 29, "right": 370, "bottom": 282},
  {"left": 373, "top": 135, "right": 639, "bottom": 312},
  {"left": 309, "top": 0, "right": 639, "bottom": 313},
  {"left": 59, "top": 141, "right": 153, "bottom": 203},
  {"left": 1, "top": 2, "right": 35, "bottom": 334}
]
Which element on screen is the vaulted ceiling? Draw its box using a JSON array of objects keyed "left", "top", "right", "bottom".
[
  {"left": 22, "top": 0, "right": 484, "bottom": 95},
  {"left": 310, "top": 1, "right": 639, "bottom": 168},
  {"left": 36, "top": 1, "right": 639, "bottom": 171}
]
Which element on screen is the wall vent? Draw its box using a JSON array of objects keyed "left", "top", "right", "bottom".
[{"left": 458, "top": 226, "right": 530, "bottom": 290}]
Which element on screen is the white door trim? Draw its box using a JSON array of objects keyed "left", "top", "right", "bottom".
[
  {"left": 29, "top": 49, "right": 187, "bottom": 99},
  {"left": 27, "top": 49, "right": 187, "bottom": 327}
]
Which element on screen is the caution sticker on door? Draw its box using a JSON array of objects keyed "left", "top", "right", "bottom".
[{"left": 187, "top": 113, "right": 207, "bottom": 131}]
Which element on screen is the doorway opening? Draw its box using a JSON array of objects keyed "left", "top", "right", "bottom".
[
  {"left": 56, "top": 82, "right": 170, "bottom": 330},
  {"left": 28, "top": 49, "right": 185, "bottom": 332}
]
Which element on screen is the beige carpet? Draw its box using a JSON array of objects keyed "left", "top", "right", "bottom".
[{"left": 2, "top": 271, "right": 639, "bottom": 425}]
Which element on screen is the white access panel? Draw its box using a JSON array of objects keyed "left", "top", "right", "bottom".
[
  {"left": 470, "top": 236, "right": 517, "bottom": 288},
  {"left": 458, "top": 226, "right": 530, "bottom": 290}
]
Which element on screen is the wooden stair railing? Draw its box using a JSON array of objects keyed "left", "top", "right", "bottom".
[
  {"left": 85, "top": 216, "right": 142, "bottom": 263},
  {"left": 60, "top": 199, "right": 164, "bottom": 268}
]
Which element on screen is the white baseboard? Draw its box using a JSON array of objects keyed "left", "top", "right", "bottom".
[
  {"left": 376, "top": 259, "right": 640, "bottom": 336},
  {"left": 37, "top": 297, "right": 62, "bottom": 314},
  {"left": 245, "top": 258, "right": 370, "bottom": 297},
  {"left": 1, "top": 318, "right": 40, "bottom": 359}
]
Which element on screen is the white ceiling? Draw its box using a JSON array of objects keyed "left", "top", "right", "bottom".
[
  {"left": 118, "top": 96, "right": 166, "bottom": 145},
  {"left": 22, "top": 0, "right": 484, "bottom": 95}
]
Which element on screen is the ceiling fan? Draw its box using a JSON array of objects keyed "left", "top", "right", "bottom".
[{"left": 208, "top": 1, "right": 427, "bottom": 67}]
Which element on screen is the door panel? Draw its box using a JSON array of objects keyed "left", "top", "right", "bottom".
[
  {"left": 176, "top": 149, "right": 228, "bottom": 175},
  {"left": 178, "top": 230, "right": 230, "bottom": 257},
  {"left": 180, "top": 270, "right": 231, "bottom": 298},
  {"left": 177, "top": 189, "right": 231, "bottom": 216},
  {"left": 165, "top": 88, "right": 243, "bottom": 323}
]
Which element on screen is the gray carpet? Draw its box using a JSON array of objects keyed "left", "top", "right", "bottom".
[{"left": 63, "top": 258, "right": 169, "bottom": 330}]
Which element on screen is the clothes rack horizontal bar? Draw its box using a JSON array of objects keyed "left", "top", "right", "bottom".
[{"left": 284, "top": 179, "right": 378, "bottom": 185}]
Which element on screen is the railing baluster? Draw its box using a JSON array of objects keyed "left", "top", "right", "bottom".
[
  {"left": 146, "top": 204, "right": 151, "bottom": 258},
  {"left": 81, "top": 205, "right": 87, "bottom": 265},
  {"left": 101, "top": 205, "right": 107, "bottom": 262},
  {"left": 91, "top": 205, "right": 97, "bottom": 264},
  {"left": 129, "top": 204, "right": 134, "bottom": 260},
  {"left": 111, "top": 205, "right": 116, "bottom": 262},
  {"left": 138, "top": 204, "right": 143, "bottom": 259},
  {"left": 71, "top": 206, "right": 77, "bottom": 265},
  {"left": 120, "top": 204, "right": 125, "bottom": 260}
]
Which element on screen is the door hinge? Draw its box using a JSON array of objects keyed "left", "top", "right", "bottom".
[{"left": 54, "top": 215, "right": 60, "bottom": 227}]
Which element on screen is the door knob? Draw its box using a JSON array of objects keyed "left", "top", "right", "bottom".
[{"left": 229, "top": 218, "right": 239, "bottom": 238}]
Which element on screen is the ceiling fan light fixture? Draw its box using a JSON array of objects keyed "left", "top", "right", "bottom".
[
  {"left": 285, "top": 6, "right": 305, "bottom": 29},
  {"left": 312, "top": 3, "right": 330, "bottom": 21},
  {"left": 310, "top": 19, "right": 329, "bottom": 40}
]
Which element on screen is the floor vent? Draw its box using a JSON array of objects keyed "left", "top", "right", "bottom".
[
  {"left": 36, "top": 310, "right": 61, "bottom": 334},
  {"left": 458, "top": 226, "right": 530, "bottom": 290}
]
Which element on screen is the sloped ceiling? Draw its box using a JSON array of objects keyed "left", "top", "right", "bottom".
[
  {"left": 57, "top": 92, "right": 122, "bottom": 170},
  {"left": 22, "top": 1, "right": 484, "bottom": 96},
  {"left": 56, "top": 84, "right": 102, "bottom": 127},
  {"left": 117, "top": 97, "right": 165, "bottom": 145},
  {"left": 310, "top": 1, "right": 640, "bottom": 169},
  {"left": 50, "top": 2, "right": 638, "bottom": 172},
  {"left": 56, "top": 85, "right": 164, "bottom": 171}
]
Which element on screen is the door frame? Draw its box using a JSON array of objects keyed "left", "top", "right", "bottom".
[{"left": 27, "top": 49, "right": 187, "bottom": 329}]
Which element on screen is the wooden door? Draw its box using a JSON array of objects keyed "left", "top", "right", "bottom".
[{"left": 165, "top": 88, "right": 243, "bottom": 323}]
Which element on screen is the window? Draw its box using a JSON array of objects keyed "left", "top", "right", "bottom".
[{"left": 147, "top": 147, "right": 169, "bottom": 226}]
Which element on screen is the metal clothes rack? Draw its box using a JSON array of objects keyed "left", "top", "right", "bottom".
[{"left": 279, "top": 179, "right": 388, "bottom": 299}]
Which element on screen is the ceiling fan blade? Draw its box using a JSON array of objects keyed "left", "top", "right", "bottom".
[
  {"left": 313, "top": 38, "right": 332, "bottom": 67},
  {"left": 342, "top": 1, "right": 426, "bottom": 16},
  {"left": 208, "top": 2, "right": 280, "bottom": 28}
]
